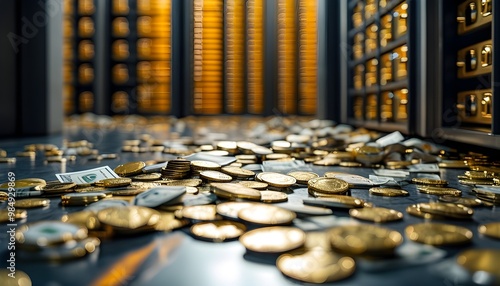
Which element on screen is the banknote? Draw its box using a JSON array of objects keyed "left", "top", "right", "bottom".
[{"left": 56, "top": 166, "right": 119, "bottom": 184}]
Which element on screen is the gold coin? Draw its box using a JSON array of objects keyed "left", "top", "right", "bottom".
[
  {"left": 221, "top": 166, "right": 255, "bottom": 179},
  {"left": 40, "top": 182, "right": 76, "bottom": 193},
  {"left": 160, "top": 179, "right": 203, "bottom": 187},
  {"left": 0, "top": 178, "right": 46, "bottom": 191},
  {"left": 456, "top": 249, "right": 500, "bottom": 279},
  {"left": 259, "top": 172, "right": 297, "bottom": 188},
  {"left": 181, "top": 205, "right": 219, "bottom": 221},
  {"left": 15, "top": 198, "right": 50, "bottom": 209},
  {"left": 114, "top": 161, "right": 146, "bottom": 176},
  {"left": 438, "top": 195, "right": 483, "bottom": 207},
  {"left": 277, "top": 249, "right": 355, "bottom": 283},
  {"left": 238, "top": 204, "right": 296, "bottom": 225},
  {"left": 97, "top": 206, "right": 160, "bottom": 232},
  {"left": 313, "top": 158, "right": 341, "bottom": 166},
  {"left": 303, "top": 231, "right": 332, "bottom": 251},
  {"left": 369, "top": 187, "right": 409, "bottom": 197},
  {"left": 0, "top": 269, "right": 32, "bottom": 286},
  {"left": 339, "top": 161, "right": 363, "bottom": 167},
  {"left": 405, "top": 223, "right": 473, "bottom": 245},
  {"left": 411, "top": 178, "right": 448, "bottom": 186},
  {"left": 329, "top": 224, "right": 403, "bottom": 256},
  {"left": 464, "top": 170, "right": 497, "bottom": 180},
  {"left": 354, "top": 145, "right": 384, "bottom": 165},
  {"left": 287, "top": 171, "right": 319, "bottom": 185},
  {"left": 438, "top": 160, "right": 468, "bottom": 169},
  {"left": 416, "top": 202, "right": 474, "bottom": 219},
  {"left": 211, "top": 182, "right": 261, "bottom": 201},
  {"left": 216, "top": 201, "right": 259, "bottom": 219},
  {"left": 132, "top": 173, "right": 162, "bottom": 181},
  {"left": 238, "top": 181, "right": 268, "bottom": 190},
  {"left": 349, "top": 207, "right": 403, "bottom": 223},
  {"left": 154, "top": 212, "right": 189, "bottom": 232},
  {"left": 239, "top": 226, "right": 306, "bottom": 253},
  {"left": 417, "top": 186, "right": 462, "bottom": 196},
  {"left": 264, "top": 153, "right": 291, "bottom": 160},
  {"left": 105, "top": 187, "right": 145, "bottom": 196},
  {"left": 98, "top": 177, "right": 132, "bottom": 188},
  {"left": 308, "top": 177, "right": 349, "bottom": 195},
  {"left": 0, "top": 191, "right": 8, "bottom": 201},
  {"left": 478, "top": 222, "right": 500, "bottom": 239},
  {"left": 406, "top": 204, "right": 448, "bottom": 220},
  {"left": 459, "top": 179, "right": 493, "bottom": 186},
  {"left": 260, "top": 190, "right": 288, "bottom": 203},
  {"left": 191, "top": 160, "right": 221, "bottom": 170},
  {"left": 0, "top": 209, "right": 27, "bottom": 223},
  {"left": 190, "top": 220, "right": 246, "bottom": 242},
  {"left": 199, "top": 170, "right": 233, "bottom": 183},
  {"left": 61, "top": 192, "right": 107, "bottom": 206},
  {"left": 303, "top": 195, "right": 366, "bottom": 209}
]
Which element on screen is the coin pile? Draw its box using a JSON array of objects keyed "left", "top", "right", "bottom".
[
  {"left": 473, "top": 186, "right": 500, "bottom": 205},
  {"left": 15, "top": 221, "right": 100, "bottom": 261},
  {"left": 161, "top": 158, "right": 191, "bottom": 179},
  {"left": 458, "top": 170, "right": 498, "bottom": 186}
]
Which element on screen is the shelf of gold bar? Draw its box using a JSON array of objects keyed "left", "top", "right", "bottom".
[
  {"left": 298, "top": 0, "right": 317, "bottom": 115},
  {"left": 193, "top": 0, "right": 224, "bottom": 114},
  {"left": 63, "top": 0, "right": 97, "bottom": 115},
  {"left": 225, "top": 0, "right": 246, "bottom": 114},
  {"left": 246, "top": 0, "right": 264, "bottom": 114},
  {"left": 277, "top": 0, "right": 298, "bottom": 114}
]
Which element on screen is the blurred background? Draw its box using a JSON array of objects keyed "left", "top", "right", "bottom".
[{"left": 0, "top": 0, "right": 499, "bottom": 149}]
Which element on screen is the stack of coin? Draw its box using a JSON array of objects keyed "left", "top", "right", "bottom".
[
  {"left": 459, "top": 170, "right": 497, "bottom": 185},
  {"left": 405, "top": 223, "right": 473, "bottom": 246},
  {"left": 161, "top": 158, "right": 191, "bottom": 179},
  {"left": 473, "top": 187, "right": 500, "bottom": 205},
  {"left": 217, "top": 141, "right": 238, "bottom": 154},
  {"left": 15, "top": 221, "right": 100, "bottom": 260},
  {"left": 61, "top": 192, "right": 108, "bottom": 206},
  {"left": 307, "top": 177, "right": 350, "bottom": 197},
  {"left": 234, "top": 154, "right": 258, "bottom": 165},
  {"left": 406, "top": 202, "right": 474, "bottom": 219},
  {"left": 329, "top": 224, "right": 403, "bottom": 256},
  {"left": 191, "top": 160, "right": 221, "bottom": 175}
]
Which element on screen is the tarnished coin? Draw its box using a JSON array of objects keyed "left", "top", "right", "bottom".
[
  {"left": 308, "top": 177, "right": 349, "bottom": 195},
  {"left": 303, "top": 195, "right": 366, "bottom": 209},
  {"left": 238, "top": 181, "right": 268, "bottom": 190},
  {"left": 438, "top": 195, "right": 483, "bottom": 207},
  {"left": 349, "top": 207, "right": 403, "bottom": 223},
  {"left": 456, "top": 249, "right": 500, "bottom": 280},
  {"left": 97, "top": 177, "right": 132, "bottom": 188},
  {"left": 238, "top": 204, "right": 296, "bottom": 225},
  {"left": 239, "top": 226, "right": 306, "bottom": 253},
  {"left": 260, "top": 190, "right": 288, "bottom": 203},
  {"left": 211, "top": 183, "right": 261, "bottom": 201},
  {"left": 329, "top": 224, "right": 403, "bottom": 256},
  {"left": 259, "top": 172, "right": 297, "bottom": 188},
  {"left": 181, "top": 205, "right": 219, "bottom": 221},
  {"left": 114, "top": 161, "right": 146, "bottom": 176},
  {"left": 369, "top": 187, "right": 409, "bottom": 197},
  {"left": 277, "top": 249, "right": 356, "bottom": 283},
  {"left": 287, "top": 171, "right": 319, "bottom": 185},
  {"left": 216, "top": 201, "right": 259, "bottom": 219},
  {"left": 221, "top": 166, "right": 255, "bottom": 179},
  {"left": 199, "top": 171, "right": 233, "bottom": 183},
  {"left": 0, "top": 269, "right": 32, "bottom": 286},
  {"left": 405, "top": 223, "right": 473, "bottom": 245},
  {"left": 15, "top": 198, "right": 50, "bottom": 209},
  {"left": 478, "top": 222, "right": 500, "bottom": 239},
  {"left": 190, "top": 220, "right": 246, "bottom": 242},
  {"left": 417, "top": 186, "right": 462, "bottom": 196},
  {"left": 154, "top": 212, "right": 189, "bottom": 232},
  {"left": 411, "top": 178, "right": 448, "bottom": 186}
]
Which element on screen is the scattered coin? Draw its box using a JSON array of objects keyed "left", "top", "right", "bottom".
[
  {"left": 181, "top": 205, "right": 219, "bottom": 221},
  {"left": 349, "top": 207, "right": 403, "bottom": 223},
  {"left": 369, "top": 187, "right": 409, "bottom": 197},
  {"left": 308, "top": 177, "right": 349, "bottom": 195},
  {"left": 211, "top": 182, "right": 261, "bottom": 201},
  {"left": 239, "top": 226, "right": 306, "bottom": 253},
  {"left": 259, "top": 172, "right": 297, "bottom": 188},
  {"left": 238, "top": 181, "right": 268, "bottom": 190},
  {"left": 15, "top": 198, "right": 50, "bottom": 209},
  {"left": 405, "top": 223, "right": 473, "bottom": 245},
  {"left": 260, "top": 190, "right": 288, "bottom": 203},
  {"left": 190, "top": 220, "right": 246, "bottom": 242},
  {"left": 114, "top": 161, "right": 146, "bottom": 176},
  {"left": 216, "top": 201, "right": 259, "bottom": 220},
  {"left": 238, "top": 204, "right": 296, "bottom": 225},
  {"left": 478, "top": 222, "right": 500, "bottom": 239},
  {"left": 456, "top": 249, "right": 500, "bottom": 280},
  {"left": 287, "top": 171, "right": 319, "bottom": 185},
  {"left": 0, "top": 269, "right": 32, "bottom": 286}
]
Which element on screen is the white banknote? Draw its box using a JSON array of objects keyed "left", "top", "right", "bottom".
[{"left": 55, "top": 166, "right": 119, "bottom": 184}]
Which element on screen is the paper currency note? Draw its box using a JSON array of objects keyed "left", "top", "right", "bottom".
[{"left": 56, "top": 166, "right": 119, "bottom": 184}]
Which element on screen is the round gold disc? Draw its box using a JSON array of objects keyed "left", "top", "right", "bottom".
[
  {"left": 286, "top": 171, "right": 319, "bottom": 185},
  {"left": 190, "top": 220, "right": 246, "bottom": 242},
  {"left": 416, "top": 202, "right": 474, "bottom": 219},
  {"left": 260, "top": 190, "right": 288, "bottom": 203},
  {"left": 258, "top": 172, "right": 297, "bottom": 188},
  {"left": 438, "top": 195, "right": 483, "bottom": 207},
  {"left": 369, "top": 187, "right": 409, "bottom": 197},
  {"left": 181, "top": 205, "right": 219, "bottom": 221},
  {"left": 411, "top": 178, "right": 448, "bottom": 186},
  {"left": 456, "top": 249, "right": 500, "bottom": 279},
  {"left": 0, "top": 269, "right": 32, "bottom": 286},
  {"left": 98, "top": 177, "right": 132, "bottom": 188},
  {"left": 97, "top": 206, "right": 160, "bottom": 230},
  {"left": 349, "top": 207, "right": 404, "bottom": 223},
  {"left": 114, "top": 161, "right": 146, "bottom": 176},
  {"left": 216, "top": 201, "right": 259, "bottom": 219},
  {"left": 308, "top": 177, "right": 349, "bottom": 195},
  {"left": 239, "top": 226, "right": 306, "bottom": 253},
  {"left": 15, "top": 198, "right": 50, "bottom": 209},
  {"left": 238, "top": 204, "right": 296, "bottom": 225},
  {"left": 405, "top": 223, "right": 473, "bottom": 245},
  {"left": 238, "top": 181, "right": 268, "bottom": 190},
  {"left": 417, "top": 186, "right": 462, "bottom": 196},
  {"left": 478, "top": 222, "right": 500, "bottom": 239},
  {"left": 211, "top": 182, "right": 261, "bottom": 201},
  {"left": 199, "top": 171, "right": 233, "bottom": 183},
  {"left": 221, "top": 166, "right": 255, "bottom": 179}
]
